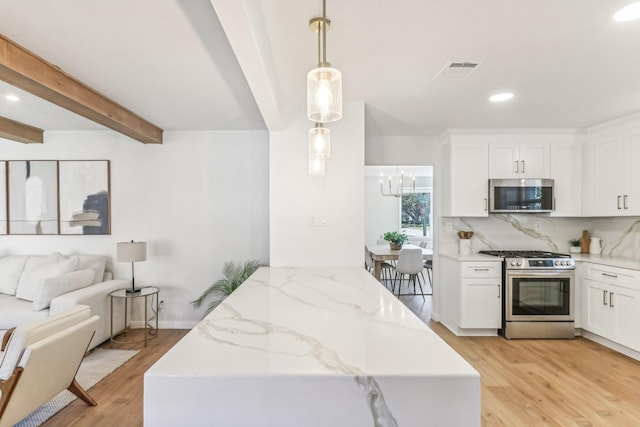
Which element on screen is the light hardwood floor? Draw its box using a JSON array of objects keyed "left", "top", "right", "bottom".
[{"left": 43, "top": 296, "right": 640, "bottom": 426}]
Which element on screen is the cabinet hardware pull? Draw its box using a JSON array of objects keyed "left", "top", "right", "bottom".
[
  {"left": 617, "top": 195, "right": 622, "bottom": 210},
  {"left": 601, "top": 272, "right": 618, "bottom": 278},
  {"left": 623, "top": 195, "right": 628, "bottom": 210},
  {"left": 474, "top": 268, "right": 490, "bottom": 271},
  {"left": 514, "top": 160, "right": 519, "bottom": 173},
  {"left": 484, "top": 198, "right": 488, "bottom": 211},
  {"left": 497, "top": 284, "right": 501, "bottom": 298},
  {"left": 521, "top": 160, "right": 525, "bottom": 173},
  {"left": 610, "top": 292, "right": 614, "bottom": 308},
  {"left": 603, "top": 290, "right": 608, "bottom": 306}
]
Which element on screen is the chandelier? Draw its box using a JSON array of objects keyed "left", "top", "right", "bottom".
[{"left": 380, "top": 169, "right": 416, "bottom": 198}]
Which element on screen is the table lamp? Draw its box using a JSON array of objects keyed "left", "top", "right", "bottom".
[{"left": 117, "top": 240, "right": 147, "bottom": 294}]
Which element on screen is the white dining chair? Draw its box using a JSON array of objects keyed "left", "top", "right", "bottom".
[
  {"left": 365, "top": 246, "right": 393, "bottom": 289},
  {"left": 418, "top": 241, "right": 433, "bottom": 294},
  {"left": 393, "top": 248, "right": 425, "bottom": 300}
]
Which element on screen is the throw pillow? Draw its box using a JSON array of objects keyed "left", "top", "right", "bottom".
[
  {"left": 0, "top": 255, "right": 29, "bottom": 295},
  {"left": 32, "top": 268, "right": 95, "bottom": 311},
  {"left": 76, "top": 256, "right": 107, "bottom": 285},
  {"left": 15, "top": 257, "right": 80, "bottom": 302}
]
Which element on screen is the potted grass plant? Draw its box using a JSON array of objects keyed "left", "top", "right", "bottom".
[{"left": 191, "top": 260, "right": 262, "bottom": 317}]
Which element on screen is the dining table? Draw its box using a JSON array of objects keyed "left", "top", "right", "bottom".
[{"left": 367, "top": 243, "right": 433, "bottom": 281}]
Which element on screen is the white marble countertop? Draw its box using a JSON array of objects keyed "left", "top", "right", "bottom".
[
  {"left": 439, "top": 252, "right": 501, "bottom": 262},
  {"left": 147, "top": 267, "right": 477, "bottom": 377},
  {"left": 572, "top": 254, "right": 640, "bottom": 271},
  {"left": 145, "top": 267, "right": 481, "bottom": 426}
]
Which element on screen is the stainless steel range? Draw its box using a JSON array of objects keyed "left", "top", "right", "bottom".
[{"left": 479, "top": 250, "right": 576, "bottom": 339}]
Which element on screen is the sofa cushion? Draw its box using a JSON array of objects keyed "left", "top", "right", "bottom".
[
  {"left": 15, "top": 257, "right": 79, "bottom": 302},
  {"left": 0, "top": 294, "right": 49, "bottom": 331},
  {"left": 0, "top": 255, "right": 29, "bottom": 295},
  {"left": 32, "top": 268, "right": 95, "bottom": 311}
]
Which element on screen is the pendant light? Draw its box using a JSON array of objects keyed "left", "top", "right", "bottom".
[
  {"left": 308, "top": 123, "right": 331, "bottom": 158},
  {"left": 307, "top": 0, "right": 342, "bottom": 123},
  {"left": 309, "top": 156, "right": 326, "bottom": 176}
]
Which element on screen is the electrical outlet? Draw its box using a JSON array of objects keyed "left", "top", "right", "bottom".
[
  {"left": 534, "top": 222, "right": 542, "bottom": 233},
  {"left": 446, "top": 222, "right": 453, "bottom": 232},
  {"left": 159, "top": 300, "right": 165, "bottom": 310}
]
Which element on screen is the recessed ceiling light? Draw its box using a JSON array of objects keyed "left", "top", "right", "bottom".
[
  {"left": 489, "top": 92, "right": 514, "bottom": 103},
  {"left": 614, "top": 2, "right": 640, "bottom": 22},
  {"left": 4, "top": 94, "right": 20, "bottom": 102}
]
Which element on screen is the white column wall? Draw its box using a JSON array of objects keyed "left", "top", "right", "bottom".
[
  {"left": 269, "top": 102, "right": 365, "bottom": 267},
  {"left": 0, "top": 130, "right": 270, "bottom": 328}
]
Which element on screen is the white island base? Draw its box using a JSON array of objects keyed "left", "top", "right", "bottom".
[{"left": 144, "top": 268, "right": 480, "bottom": 427}]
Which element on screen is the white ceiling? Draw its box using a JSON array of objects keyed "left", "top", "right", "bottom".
[{"left": 0, "top": 0, "right": 639, "bottom": 137}]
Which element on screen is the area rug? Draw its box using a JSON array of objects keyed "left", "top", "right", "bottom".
[{"left": 15, "top": 348, "right": 139, "bottom": 427}]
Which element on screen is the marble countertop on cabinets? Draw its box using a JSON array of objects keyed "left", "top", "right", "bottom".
[
  {"left": 439, "top": 252, "right": 502, "bottom": 262},
  {"left": 572, "top": 254, "right": 640, "bottom": 271},
  {"left": 144, "top": 267, "right": 480, "bottom": 427}
]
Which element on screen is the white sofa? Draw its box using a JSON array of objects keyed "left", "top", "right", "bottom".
[{"left": 0, "top": 253, "right": 128, "bottom": 350}]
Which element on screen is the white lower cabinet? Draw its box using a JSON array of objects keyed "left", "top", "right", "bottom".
[
  {"left": 582, "top": 263, "right": 640, "bottom": 352},
  {"left": 440, "top": 256, "right": 502, "bottom": 335}
]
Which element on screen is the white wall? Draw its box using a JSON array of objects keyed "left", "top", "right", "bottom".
[
  {"left": 366, "top": 135, "right": 438, "bottom": 166},
  {"left": 364, "top": 176, "right": 399, "bottom": 247},
  {"left": 0, "top": 130, "right": 270, "bottom": 328},
  {"left": 269, "top": 102, "right": 365, "bottom": 267}
]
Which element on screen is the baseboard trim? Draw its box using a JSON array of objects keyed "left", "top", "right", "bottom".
[{"left": 580, "top": 329, "right": 640, "bottom": 362}]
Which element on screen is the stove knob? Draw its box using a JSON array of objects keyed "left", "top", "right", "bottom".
[
  {"left": 510, "top": 260, "right": 517, "bottom": 266},
  {"left": 517, "top": 260, "right": 523, "bottom": 267},
  {"left": 554, "top": 260, "right": 560, "bottom": 266}
]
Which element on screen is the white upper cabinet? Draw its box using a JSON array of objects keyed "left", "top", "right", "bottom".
[
  {"left": 584, "top": 124, "right": 640, "bottom": 216},
  {"left": 549, "top": 135, "right": 583, "bottom": 217},
  {"left": 441, "top": 135, "right": 489, "bottom": 217},
  {"left": 488, "top": 139, "right": 550, "bottom": 178}
]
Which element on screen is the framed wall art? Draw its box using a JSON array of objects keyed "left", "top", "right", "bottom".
[
  {"left": 59, "top": 160, "right": 111, "bottom": 235},
  {"left": 8, "top": 160, "right": 58, "bottom": 235}
]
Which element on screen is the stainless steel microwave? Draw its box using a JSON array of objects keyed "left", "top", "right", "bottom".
[{"left": 489, "top": 179, "right": 554, "bottom": 213}]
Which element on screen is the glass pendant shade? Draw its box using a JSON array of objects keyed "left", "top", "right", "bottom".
[
  {"left": 307, "top": 66, "right": 342, "bottom": 123},
  {"left": 309, "top": 156, "right": 326, "bottom": 176},
  {"left": 308, "top": 125, "right": 331, "bottom": 158}
]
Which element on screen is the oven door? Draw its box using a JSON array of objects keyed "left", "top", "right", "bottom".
[{"left": 505, "top": 270, "right": 574, "bottom": 321}]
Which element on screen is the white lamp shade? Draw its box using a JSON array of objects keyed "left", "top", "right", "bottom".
[
  {"left": 308, "top": 126, "right": 331, "bottom": 158},
  {"left": 308, "top": 156, "right": 326, "bottom": 176},
  {"left": 307, "top": 66, "right": 342, "bottom": 123},
  {"left": 117, "top": 241, "right": 147, "bottom": 262}
]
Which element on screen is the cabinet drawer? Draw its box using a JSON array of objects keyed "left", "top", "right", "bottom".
[
  {"left": 461, "top": 263, "right": 501, "bottom": 278},
  {"left": 584, "top": 263, "right": 640, "bottom": 290}
]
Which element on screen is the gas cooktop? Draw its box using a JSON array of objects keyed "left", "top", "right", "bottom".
[
  {"left": 479, "top": 250, "right": 571, "bottom": 259},
  {"left": 479, "top": 250, "right": 574, "bottom": 269}
]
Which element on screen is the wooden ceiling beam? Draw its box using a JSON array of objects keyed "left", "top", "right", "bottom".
[
  {"left": 0, "top": 34, "right": 163, "bottom": 144},
  {"left": 0, "top": 115, "right": 43, "bottom": 144}
]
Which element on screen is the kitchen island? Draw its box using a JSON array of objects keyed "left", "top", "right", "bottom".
[{"left": 144, "top": 267, "right": 480, "bottom": 426}]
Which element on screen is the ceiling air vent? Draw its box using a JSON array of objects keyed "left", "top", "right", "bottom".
[{"left": 434, "top": 60, "right": 483, "bottom": 80}]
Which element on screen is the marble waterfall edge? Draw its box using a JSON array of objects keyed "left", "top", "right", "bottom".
[{"left": 144, "top": 267, "right": 480, "bottom": 427}]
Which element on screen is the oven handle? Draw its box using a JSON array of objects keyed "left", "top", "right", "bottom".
[{"left": 506, "top": 269, "right": 576, "bottom": 279}]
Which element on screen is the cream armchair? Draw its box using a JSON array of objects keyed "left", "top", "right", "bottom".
[{"left": 0, "top": 305, "right": 99, "bottom": 427}]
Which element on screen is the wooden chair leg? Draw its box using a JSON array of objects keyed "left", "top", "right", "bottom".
[{"left": 68, "top": 378, "right": 97, "bottom": 406}]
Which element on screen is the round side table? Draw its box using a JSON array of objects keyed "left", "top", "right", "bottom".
[{"left": 110, "top": 286, "right": 160, "bottom": 347}]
